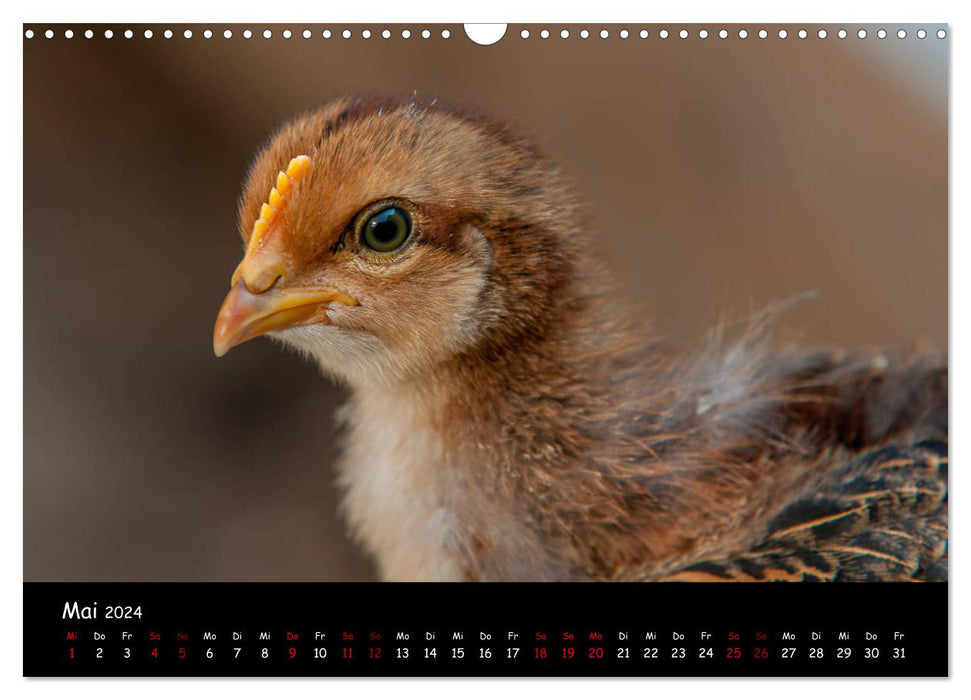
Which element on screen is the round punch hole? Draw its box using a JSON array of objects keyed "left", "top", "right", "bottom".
[
  {"left": 442, "top": 29, "right": 451, "bottom": 39},
  {"left": 718, "top": 29, "right": 728, "bottom": 39},
  {"left": 283, "top": 29, "right": 292, "bottom": 39},
  {"left": 838, "top": 29, "right": 847, "bottom": 39},
  {"left": 303, "top": 29, "right": 311, "bottom": 39},
  {"left": 521, "top": 29, "right": 529, "bottom": 39},
  {"left": 85, "top": 29, "right": 93, "bottom": 39},
  {"left": 105, "top": 29, "right": 113, "bottom": 38},
  {"left": 422, "top": 29, "right": 431, "bottom": 39},
  {"left": 25, "top": 29, "right": 33, "bottom": 38},
  {"left": 65, "top": 29, "right": 74, "bottom": 39},
  {"left": 778, "top": 29, "right": 788, "bottom": 39},
  {"left": 937, "top": 29, "right": 946, "bottom": 39},
  {"left": 818, "top": 29, "right": 827, "bottom": 39},
  {"left": 738, "top": 29, "right": 748, "bottom": 39},
  {"left": 917, "top": 29, "right": 927, "bottom": 39},
  {"left": 382, "top": 29, "right": 391, "bottom": 39},
  {"left": 203, "top": 29, "right": 213, "bottom": 39},
  {"left": 639, "top": 29, "right": 648, "bottom": 39},
  {"left": 600, "top": 29, "right": 609, "bottom": 39},
  {"left": 877, "top": 29, "right": 887, "bottom": 39},
  {"left": 183, "top": 29, "right": 192, "bottom": 39},
  {"left": 362, "top": 29, "right": 371, "bottom": 39},
  {"left": 223, "top": 29, "right": 232, "bottom": 39},
  {"left": 758, "top": 29, "right": 767, "bottom": 39},
  {"left": 858, "top": 29, "right": 867, "bottom": 39},
  {"left": 560, "top": 29, "right": 569, "bottom": 39},
  {"left": 402, "top": 29, "right": 411, "bottom": 39},
  {"left": 798, "top": 29, "right": 807, "bottom": 39},
  {"left": 580, "top": 29, "right": 589, "bottom": 39},
  {"left": 540, "top": 29, "right": 550, "bottom": 39},
  {"left": 464, "top": 24, "right": 507, "bottom": 45},
  {"left": 659, "top": 29, "right": 668, "bottom": 39},
  {"left": 699, "top": 29, "right": 709, "bottom": 39}
]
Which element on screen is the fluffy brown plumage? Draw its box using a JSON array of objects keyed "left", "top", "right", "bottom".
[{"left": 214, "top": 96, "right": 947, "bottom": 582}]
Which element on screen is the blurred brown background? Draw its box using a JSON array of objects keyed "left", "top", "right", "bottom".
[{"left": 23, "top": 24, "right": 947, "bottom": 581}]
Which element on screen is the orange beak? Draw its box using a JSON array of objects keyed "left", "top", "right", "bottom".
[
  {"left": 214, "top": 153, "right": 354, "bottom": 356},
  {"left": 213, "top": 282, "right": 358, "bottom": 357}
]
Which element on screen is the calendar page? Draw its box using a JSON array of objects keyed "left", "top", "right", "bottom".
[{"left": 22, "top": 21, "right": 948, "bottom": 677}]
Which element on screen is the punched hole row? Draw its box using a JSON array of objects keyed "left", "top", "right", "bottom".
[
  {"left": 24, "top": 27, "right": 947, "bottom": 41},
  {"left": 24, "top": 27, "right": 455, "bottom": 40},
  {"left": 520, "top": 27, "right": 945, "bottom": 40}
]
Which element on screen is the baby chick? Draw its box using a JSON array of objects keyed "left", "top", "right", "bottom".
[{"left": 214, "top": 97, "right": 947, "bottom": 582}]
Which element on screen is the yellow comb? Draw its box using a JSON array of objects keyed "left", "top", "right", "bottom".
[{"left": 247, "top": 154, "right": 312, "bottom": 248}]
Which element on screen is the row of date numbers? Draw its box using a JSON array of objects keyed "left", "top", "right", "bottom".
[{"left": 68, "top": 645, "right": 908, "bottom": 662}]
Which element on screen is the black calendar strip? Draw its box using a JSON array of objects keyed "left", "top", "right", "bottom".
[{"left": 23, "top": 582, "right": 947, "bottom": 677}]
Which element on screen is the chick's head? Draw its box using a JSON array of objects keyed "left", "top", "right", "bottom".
[{"left": 214, "top": 97, "right": 581, "bottom": 386}]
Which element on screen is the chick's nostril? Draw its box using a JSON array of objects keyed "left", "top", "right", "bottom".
[
  {"left": 231, "top": 250, "right": 288, "bottom": 295},
  {"left": 245, "top": 268, "right": 284, "bottom": 295}
]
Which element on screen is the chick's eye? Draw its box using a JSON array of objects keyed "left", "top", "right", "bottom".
[{"left": 361, "top": 206, "right": 412, "bottom": 253}]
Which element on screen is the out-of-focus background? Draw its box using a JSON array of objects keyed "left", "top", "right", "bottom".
[{"left": 24, "top": 24, "right": 947, "bottom": 581}]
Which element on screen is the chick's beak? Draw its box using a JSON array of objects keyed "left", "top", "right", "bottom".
[{"left": 213, "top": 281, "right": 358, "bottom": 357}]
